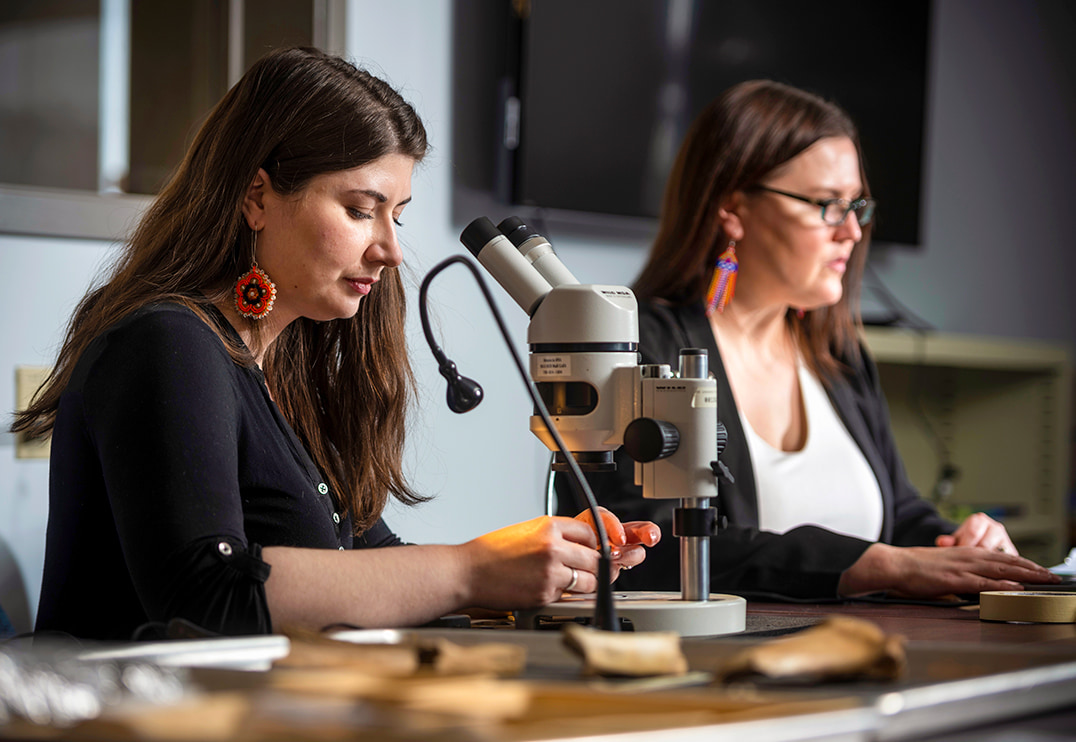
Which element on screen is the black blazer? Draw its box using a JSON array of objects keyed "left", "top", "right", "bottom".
[{"left": 558, "top": 300, "right": 953, "bottom": 599}]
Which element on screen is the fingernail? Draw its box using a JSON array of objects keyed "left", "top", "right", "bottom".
[{"left": 610, "top": 547, "right": 621, "bottom": 559}]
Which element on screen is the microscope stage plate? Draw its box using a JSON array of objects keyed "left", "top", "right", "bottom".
[{"left": 516, "top": 591, "right": 747, "bottom": 637}]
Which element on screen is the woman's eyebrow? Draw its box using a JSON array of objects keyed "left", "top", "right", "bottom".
[
  {"left": 347, "top": 188, "right": 387, "bottom": 202},
  {"left": 346, "top": 189, "right": 412, "bottom": 207},
  {"left": 814, "top": 185, "right": 862, "bottom": 199}
]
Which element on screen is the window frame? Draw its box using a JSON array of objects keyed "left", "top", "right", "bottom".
[{"left": 0, "top": 0, "right": 346, "bottom": 242}]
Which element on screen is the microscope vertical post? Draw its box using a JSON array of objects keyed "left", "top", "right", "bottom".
[
  {"left": 680, "top": 502, "right": 710, "bottom": 602},
  {"left": 677, "top": 349, "right": 711, "bottom": 602}
]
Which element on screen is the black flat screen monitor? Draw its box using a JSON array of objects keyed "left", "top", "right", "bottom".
[{"left": 463, "top": 1, "right": 932, "bottom": 247}]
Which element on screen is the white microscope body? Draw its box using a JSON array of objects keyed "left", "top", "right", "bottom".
[{"left": 461, "top": 217, "right": 745, "bottom": 636}]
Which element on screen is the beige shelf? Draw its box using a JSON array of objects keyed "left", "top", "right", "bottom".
[
  {"left": 862, "top": 327, "right": 1073, "bottom": 565},
  {"left": 863, "top": 327, "right": 1071, "bottom": 370}
]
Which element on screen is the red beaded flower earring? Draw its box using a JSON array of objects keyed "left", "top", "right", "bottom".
[
  {"left": 705, "top": 241, "right": 738, "bottom": 316},
  {"left": 234, "top": 228, "right": 276, "bottom": 320}
]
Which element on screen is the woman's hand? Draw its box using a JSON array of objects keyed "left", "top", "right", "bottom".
[
  {"left": 934, "top": 512, "right": 1018, "bottom": 554},
  {"left": 267, "top": 514, "right": 651, "bottom": 631},
  {"left": 839, "top": 542, "right": 1060, "bottom": 598},
  {"left": 459, "top": 515, "right": 605, "bottom": 610},
  {"left": 572, "top": 506, "right": 661, "bottom": 578}
]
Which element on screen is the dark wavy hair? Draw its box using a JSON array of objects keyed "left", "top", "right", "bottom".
[
  {"left": 633, "top": 80, "right": 872, "bottom": 381},
  {"left": 13, "top": 47, "right": 429, "bottom": 532}
]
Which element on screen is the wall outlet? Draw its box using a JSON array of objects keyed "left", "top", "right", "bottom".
[{"left": 15, "top": 365, "right": 52, "bottom": 459}]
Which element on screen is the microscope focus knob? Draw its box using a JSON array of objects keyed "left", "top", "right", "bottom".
[
  {"left": 715, "top": 421, "right": 728, "bottom": 456},
  {"left": 623, "top": 418, "right": 680, "bottom": 462}
]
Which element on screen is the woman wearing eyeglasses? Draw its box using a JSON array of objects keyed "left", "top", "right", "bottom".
[{"left": 567, "top": 80, "right": 1058, "bottom": 599}]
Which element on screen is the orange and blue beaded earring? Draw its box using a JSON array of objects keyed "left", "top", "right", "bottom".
[
  {"left": 705, "top": 241, "right": 738, "bottom": 316},
  {"left": 234, "top": 229, "right": 276, "bottom": 320}
]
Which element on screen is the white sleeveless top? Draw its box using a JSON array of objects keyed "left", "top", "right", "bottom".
[{"left": 740, "top": 362, "right": 883, "bottom": 540}]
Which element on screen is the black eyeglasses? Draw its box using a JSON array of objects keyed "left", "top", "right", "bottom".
[{"left": 750, "top": 185, "right": 876, "bottom": 227}]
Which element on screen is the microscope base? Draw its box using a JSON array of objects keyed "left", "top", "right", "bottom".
[{"left": 515, "top": 591, "right": 746, "bottom": 637}]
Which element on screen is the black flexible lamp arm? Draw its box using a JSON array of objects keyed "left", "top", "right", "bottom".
[{"left": 419, "top": 254, "right": 620, "bottom": 631}]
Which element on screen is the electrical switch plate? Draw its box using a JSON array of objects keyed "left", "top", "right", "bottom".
[{"left": 15, "top": 365, "right": 52, "bottom": 459}]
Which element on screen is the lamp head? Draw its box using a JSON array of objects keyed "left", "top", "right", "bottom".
[{"left": 439, "top": 359, "right": 483, "bottom": 413}]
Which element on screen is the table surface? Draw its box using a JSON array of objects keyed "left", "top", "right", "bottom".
[
  {"left": 509, "top": 596, "right": 1076, "bottom": 740},
  {"left": 417, "top": 597, "right": 1076, "bottom": 740},
  {"left": 739, "top": 598, "right": 1076, "bottom": 740},
  {"left": 5, "top": 597, "right": 1076, "bottom": 742},
  {"left": 745, "top": 598, "right": 1076, "bottom": 647}
]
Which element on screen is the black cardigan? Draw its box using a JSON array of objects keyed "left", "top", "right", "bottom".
[
  {"left": 37, "top": 303, "right": 403, "bottom": 640},
  {"left": 558, "top": 300, "right": 953, "bottom": 599}
]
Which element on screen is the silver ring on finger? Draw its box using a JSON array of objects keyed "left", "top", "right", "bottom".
[{"left": 565, "top": 567, "right": 579, "bottom": 593}]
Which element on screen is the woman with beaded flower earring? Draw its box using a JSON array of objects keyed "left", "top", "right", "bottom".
[
  {"left": 560, "top": 80, "right": 1057, "bottom": 601},
  {"left": 14, "top": 47, "right": 659, "bottom": 641}
]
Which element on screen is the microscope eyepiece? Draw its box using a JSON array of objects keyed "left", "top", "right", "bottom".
[
  {"left": 497, "top": 216, "right": 541, "bottom": 246},
  {"left": 459, "top": 217, "right": 503, "bottom": 257},
  {"left": 495, "top": 216, "right": 580, "bottom": 288}
]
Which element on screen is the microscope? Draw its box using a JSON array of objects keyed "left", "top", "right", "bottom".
[{"left": 459, "top": 217, "right": 746, "bottom": 636}]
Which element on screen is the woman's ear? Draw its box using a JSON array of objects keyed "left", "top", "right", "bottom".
[
  {"left": 716, "top": 192, "right": 746, "bottom": 243},
  {"left": 241, "top": 168, "right": 271, "bottom": 230}
]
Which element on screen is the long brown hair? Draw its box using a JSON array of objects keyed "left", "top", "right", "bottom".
[
  {"left": 12, "top": 47, "right": 429, "bottom": 532},
  {"left": 633, "top": 80, "right": 872, "bottom": 381}
]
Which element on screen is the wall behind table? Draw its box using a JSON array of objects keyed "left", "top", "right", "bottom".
[
  {"left": 870, "top": 0, "right": 1076, "bottom": 345},
  {"left": 0, "top": 236, "right": 118, "bottom": 627},
  {"left": 1, "top": 0, "right": 1073, "bottom": 622}
]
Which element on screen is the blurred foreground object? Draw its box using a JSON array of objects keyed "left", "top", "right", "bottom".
[
  {"left": 716, "top": 616, "right": 905, "bottom": 683},
  {"left": 0, "top": 643, "right": 185, "bottom": 728},
  {"left": 562, "top": 623, "right": 688, "bottom": 677}
]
